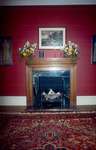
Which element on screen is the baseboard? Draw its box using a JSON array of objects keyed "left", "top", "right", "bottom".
[
  {"left": 77, "top": 96, "right": 96, "bottom": 105},
  {"left": 0, "top": 96, "right": 26, "bottom": 106},
  {"left": 0, "top": 96, "right": 96, "bottom": 106}
]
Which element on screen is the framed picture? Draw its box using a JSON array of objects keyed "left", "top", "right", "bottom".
[
  {"left": 92, "top": 35, "right": 96, "bottom": 64},
  {"left": 39, "top": 28, "right": 65, "bottom": 49},
  {"left": 0, "top": 36, "right": 13, "bottom": 65}
]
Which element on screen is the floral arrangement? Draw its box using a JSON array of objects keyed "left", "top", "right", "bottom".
[
  {"left": 61, "top": 41, "right": 79, "bottom": 58},
  {"left": 19, "top": 41, "right": 37, "bottom": 57}
]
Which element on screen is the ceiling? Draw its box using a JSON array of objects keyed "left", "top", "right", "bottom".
[{"left": 0, "top": 0, "right": 96, "bottom": 6}]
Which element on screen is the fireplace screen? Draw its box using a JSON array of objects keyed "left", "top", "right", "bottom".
[{"left": 32, "top": 70, "right": 70, "bottom": 109}]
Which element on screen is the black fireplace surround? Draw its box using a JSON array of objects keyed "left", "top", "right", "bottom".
[{"left": 33, "top": 70, "right": 70, "bottom": 109}]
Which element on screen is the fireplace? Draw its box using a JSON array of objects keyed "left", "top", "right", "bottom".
[{"left": 26, "top": 58, "right": 77, "bottom": 110}]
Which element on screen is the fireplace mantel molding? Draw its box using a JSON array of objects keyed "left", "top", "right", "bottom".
[
  {"left": 26, "top": 57, "right": 77, "bottom": 66},
  {"left": 26, "top": 58, "right": 77, "bottom": 109}
]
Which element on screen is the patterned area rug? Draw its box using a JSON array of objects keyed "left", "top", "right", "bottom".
[{"left": 0, "top": 112, "right": 96, "bottom": 150}]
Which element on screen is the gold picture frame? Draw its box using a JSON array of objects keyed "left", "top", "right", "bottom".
[{"left": 39, "top": 27, "right": 66, "bottom": 49}]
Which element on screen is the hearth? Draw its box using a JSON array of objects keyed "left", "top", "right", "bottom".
[{"left": 26, "top": 58, "right": 77, "bottom": 110}]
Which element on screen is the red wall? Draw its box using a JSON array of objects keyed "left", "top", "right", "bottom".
[{"left": 0, "top": 6, "right": 96, "bottom": 96}]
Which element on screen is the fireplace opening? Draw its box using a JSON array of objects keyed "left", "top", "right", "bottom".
[{"left": 32, "top": 70, "right": 70, "bottom": 109}]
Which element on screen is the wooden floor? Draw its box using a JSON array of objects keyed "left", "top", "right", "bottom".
[{"left": 0, "top": 105, "right": 96, "bottom": 114}]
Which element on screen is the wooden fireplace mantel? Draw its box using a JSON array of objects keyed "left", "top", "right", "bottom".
[
  {"left": 26, "top": 58, "right": 77, "bottom": 109},
  {"left": 26, "top": 57, "right": 77, "bottom": 66}
]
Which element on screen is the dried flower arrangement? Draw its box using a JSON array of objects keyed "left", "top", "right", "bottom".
[
  {"left": 61, "top": 41, "right": 79, "bottom": 58},
  {"left": 19, "top": 40, "right": 79, "bottom": 60},
  {"left": 19, "top": 41, "right": 37, "bottom": 57}
]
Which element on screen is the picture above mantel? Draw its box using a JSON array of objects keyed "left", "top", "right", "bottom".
[{"left": 39, "top": 27, "right": 66, "bottom": 49}]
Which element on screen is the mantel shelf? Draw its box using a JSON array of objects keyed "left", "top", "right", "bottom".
[{"left": 26, "top": 57, "right": 77, "bottom": 66}]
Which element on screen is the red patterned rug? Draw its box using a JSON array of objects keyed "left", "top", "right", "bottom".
[{"left": 0, "top": 112, "right": 96, "bottom": 150}]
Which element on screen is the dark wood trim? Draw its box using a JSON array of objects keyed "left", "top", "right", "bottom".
[
  {"left": 0, "top": 106, "right": 26, "bottom": 113},
  {"left": 0, "top": 105, "right": 96, "bottom": 113},
  {"left": 26, "top": 58, "right": 77, "bottom": 109}
]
